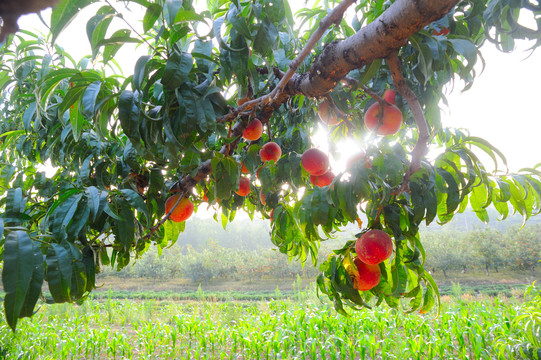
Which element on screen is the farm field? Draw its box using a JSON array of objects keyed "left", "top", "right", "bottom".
[{"left": 0, "top": 285, "right": 537, "bottom": 360}]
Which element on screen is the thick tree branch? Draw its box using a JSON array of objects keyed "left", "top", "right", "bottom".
[
  {"left": 290, "top": 0, "right": 460, "bottom": 97},
  {"left": 387, "top": 51, "right": 429, "bottom": 177}
]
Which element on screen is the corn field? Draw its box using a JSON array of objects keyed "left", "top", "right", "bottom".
[{"left": 0, "top": 288, "right": 538, "bottom": 360}]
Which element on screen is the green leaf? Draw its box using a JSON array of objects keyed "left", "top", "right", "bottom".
[
  {"left": 113, "top": 198, "right": 135, "bottom": 253},
  {"left": 51, "top": 192, "right": 83, "bottom": 241},
  {"left": 18, "top": 238, "right": 44, "bottom": 319},
  {"left": 2, "top": 231, "right": 40, "bottom": 331},
  {"left": 86, "top": 6, "right": 116, "bottom": 59},
  {"left": 162, "top": 51, "right": 193, "bottom": 90},
  {"left": 69, "top": 98, "right": 85, "bottom": 141},
  {"left": 22, "top": 102, "right": 36, "bottom": 132},
  {"left": 133, "top": 56, "right": 151, "bottom": 90},
  {"left": 45, "top": 243, "right": 73, "bottom": 303},
  {"left": 212, "top": 156, "right": 238, "bottom": 201},
  {"left": 63, "top": 242, "right": 87, "bottom": 301},
  {"left": 120, "top": 188, "right": 149, "bottom": 226},
  {"left": 253, "top": 18, "right": 278, "bottom": 56},
  {"left": 174, "top": 10, "right": 206, "bottom": 23},
  {"left": 100, "top": 29, "right": 141, "bottom": 63},
  {"left": 85, "top": 186, "right": 102, "bottom": 221},
  {"left": 359, "top": 59, "right": 382, "bottom": 86},
  {"left": 165, "top": 0, "right": 183, "bottom": 26},
  {"left": 118, "top": 90, "right": 142, "bottom": 144},
  {"left": 143, "top": 4, "right": 162, "bottom": 32},
  {"left": 227, "top": 4, "right": 252, "bottom": 40},
  {"left": 51, "top": 0, "right": 98, "bottom": 44},
  {"left": 81, "top": 81, "right": 102, "bottom": 118}
]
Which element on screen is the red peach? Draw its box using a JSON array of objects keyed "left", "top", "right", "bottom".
[
  {"left": 165, "top": 195, "right": 194, "bottom": 222},
  {"left": 310, "top": 171, "right": 335, "bottom": 188},
  {"left": 260, "top": 142, "right": 282, "bottom": 163},
  {"left": 353, "top": 257, "right": 381, "bottom": 291},
  {"left": 243, "top": 118, "right": 263, "bottom": 141},
  {"left": 235, "top": 177, "right": 251, "bottom": 196},
  {"left": 301, "top": 148, "right": 329, "bottom": 176},
  {"left": 355, "top": 229, "right": 393, "bottom": 265},
  {"left": 364, "top": 102, "right": 403, "bottom": 135}
]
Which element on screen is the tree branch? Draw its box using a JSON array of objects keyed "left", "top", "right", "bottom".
[{"left": 387, "top": 51, "right": 429, "bottom": 177}]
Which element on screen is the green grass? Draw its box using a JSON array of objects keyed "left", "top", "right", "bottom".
[{"left": 0, "top": 286, "right": 536, "bottom": 360}]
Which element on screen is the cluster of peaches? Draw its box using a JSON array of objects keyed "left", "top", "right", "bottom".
[
  {"left": 164, "top": 89, "right": 402, "bottom": 232},
  {"left": 319, "top": 89, "right": 402, "bottom": 136},
  {"left": 349, "top": 229, "right": 394, "bottom": 291}
]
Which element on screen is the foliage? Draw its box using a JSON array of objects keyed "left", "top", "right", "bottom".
[{"left": 0, "top": 0, "right": 541, "bottom": 330}]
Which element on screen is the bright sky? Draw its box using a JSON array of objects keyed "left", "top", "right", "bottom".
[{"left": 16, "top": 2, "right": 541, "bottom": 176}]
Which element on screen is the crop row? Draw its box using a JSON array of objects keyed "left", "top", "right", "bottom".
[{"left": 0, "top": 287, "right": 538, "bottom": 359}]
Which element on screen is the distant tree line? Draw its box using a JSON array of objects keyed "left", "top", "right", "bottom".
[
  {"left": 423, "top": 224, "right": 541, "bottom": 277},
  {"left": 98, "top": 241, "right": 327, "bottom": 285},
  {"left": 97, "top": 223, "right": 540, "bottom": 285}
]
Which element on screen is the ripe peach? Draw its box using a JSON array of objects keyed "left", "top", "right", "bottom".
[
  {"left": 165, "top": 194, "right": 194, "bottom": 222},
  {"left": 317, "top": 100, "right": 340, "bottom": 126},
  {"left": 310, "top": 171, "right": 335, "bottom": 188},
  {"left": 269, "top": 208, "right": 274, "bottom": 221},
  {"left": 383, "top": 89, "right": 397, "bottom": 105},
  {"left": 260, "top": 142, "right": 282, "bottom": 163},
  {"left": 355, "top": 229, "right": 393, "bottom": 265},
  {"left": 301, "top": 148, "right": 329, "bottom": 176},
  {"left": 243, "top": 118, "right": 263, "bottom": 141},
  {"left": 353, "top": 257, "right": 381, "bottom": 291},
  {"left": 235, "top": 177, "right": 251, "bottom": 196},
  {"left": 364, "top": 102, "right": 403, "bottom": 135}
]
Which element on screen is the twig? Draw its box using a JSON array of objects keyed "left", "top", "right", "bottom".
[
  {"left": 387, "top": 51, "right": 430, "bottom": 186},
  {"left": 104, "top": 0, "right": 166, "bottom": 60},
  {"left": 362, "top": 85, "right": 392, "bottom": 106}
]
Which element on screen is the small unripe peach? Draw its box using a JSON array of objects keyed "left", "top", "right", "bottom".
[
  {"left": 318, "top": 100, "right": 340, "bottom": 126},
  {"left": 240, "top": 162, "right": 249, "bottom": 174},
  {"left": 383, "top": 89, "right": 397, "bottom": 105}
]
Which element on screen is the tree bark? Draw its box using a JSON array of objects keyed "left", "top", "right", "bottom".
[{"left": 284, "top": 0, "right": 460, "bottom": 98}]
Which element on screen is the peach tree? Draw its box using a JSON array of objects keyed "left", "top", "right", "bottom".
[{"left": 1, "top": 0, "right": 540, "bottom": 330}]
